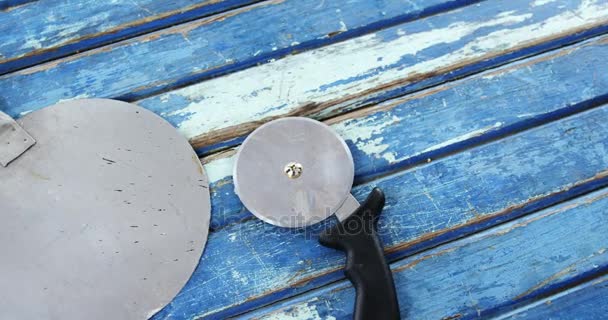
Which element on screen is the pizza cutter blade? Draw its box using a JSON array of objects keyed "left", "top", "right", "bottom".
[
  {"left": 0, "top": 99, "right": 210, "bottom": 320},
  {"left": 234, "top": 117, "right": 400, "bottom": 320}
]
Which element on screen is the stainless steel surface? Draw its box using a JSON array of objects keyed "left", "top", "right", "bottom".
[
  {"left": 0, "top": 110, "right": 35, "bottom": 166},
  {"left": 234, "top": 117, "right": 354, "bottom": 228},
  {"left": 334, "top": 194, "right": 361, "bottom": 222},
  {"left": 0, "top": 99, "right": 210, "bottom": 320}
]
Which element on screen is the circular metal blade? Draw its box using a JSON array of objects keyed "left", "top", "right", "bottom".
[
  {"left": 234, "top": 117, "right": 354, "bottom": 228},
  {"left": 0, "top": 99, "right": 210, "bottom": 319}
]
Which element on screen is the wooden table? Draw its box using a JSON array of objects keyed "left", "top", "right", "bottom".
[{"left": 3, "top": 0, "right": 608, "bottom": 318}]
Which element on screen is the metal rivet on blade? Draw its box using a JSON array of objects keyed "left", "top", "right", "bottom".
[{"left": 284, "top": 162, "right": 303, "bottom": 179}]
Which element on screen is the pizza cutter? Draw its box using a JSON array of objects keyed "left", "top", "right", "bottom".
[
  {"left": 0, "top": 99, "right": 210, "bottom": 319},
  {"left": 234, "top": 117, "right": 400, "bottom": 319}
]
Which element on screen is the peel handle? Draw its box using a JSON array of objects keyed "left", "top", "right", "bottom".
[{"left": 319, "top": 188, "right": 400, "bottom": 320}]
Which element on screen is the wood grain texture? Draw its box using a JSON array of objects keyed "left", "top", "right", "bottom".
[
  {"left": 0, "top": 0, "right": 37, "bottom": 11},
  {"left": 497, "top": 274, "right": 608, "bottom": 320},
  {"left": 205, "top": 35, "right": 608, "bottom": 230},
  {"left": 4, "top": 0, "right": 607, "bottom": 318},
  {"left": 0, "top": 0, "right": 260, "bottom": 74},
  {"left": 132, "top": 0, "right": 608, "bottom": 155},
  {"left": 242, "top": 187, "right": 608, "bottom": 320},
  {"left": 153, "top": 102, "right": 608, "bottom": 318},
  {"left": 3, "top": 0, "right": 608, "bottom": 154},
  {"left": 0, "top": 0, "right": 475, "bottom": 114}
]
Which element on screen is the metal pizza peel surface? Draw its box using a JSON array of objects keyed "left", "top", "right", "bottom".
[
  {"left": 0, "top": 99, "right": 210, "bottom": 319},
  {"left": 234, "top": 117, "right": 354, "bottom": 228}
]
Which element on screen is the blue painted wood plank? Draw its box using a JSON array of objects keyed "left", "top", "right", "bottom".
[
  {"left": 132, "top": 0, "right": 608, "bottom": 155},
  {"left": 241, "top": 188, "right": 608, "bottom": 319},
  {"left": 0, "top": 0, "right": 260, "bottom": 74},
  {"left": 3, "top": 0, "right": 608, "bottom": 156},
  {"left": 154, "top": 103, "right": 608, "bottom": 318},
  {"left": 0, "top": 0, "right": 36, "bottom": 11},
  {"left": 498, "top": 275, "right": 608, "bottom": 320},
  {"left": 0, "top": 0, "right": 476, "bottom": 113},
  {"left": 205, "top": 34, "right": 608, "bottom": 230}
]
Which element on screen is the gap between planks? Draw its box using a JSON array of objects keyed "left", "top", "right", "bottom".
[
  {"left": 187, "top": 23, "right": 608, "bottom": 155},
  {"left": 0, "top": 0, "right": 266, "bottom": 75},
  {"left": 180, "top": 36, "right": 608, "bottom": 316},
  {"left": 200, "top": 33, "right": 608, "bottom": 234},
  {"left": 235, "top": 188, "right": 608, "bottom": 319},
  {"left": 199, "top": 34, "right": 608, "bottom": 182}
]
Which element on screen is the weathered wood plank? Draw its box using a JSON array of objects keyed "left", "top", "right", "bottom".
[
  {"left": 205, "top": 35, "right": 608, "bottom": 230},
  {"left": 154, "top": 103, "right": 608, "bottom": 318},
  {"left": 0, "top": 0, "right": 36, "bottom": 11},
  {"left": 0, "top": 0, "right": 260, "bottom": 74},
  {"left": 242, "top": 188, "right": 608, "bottom": 320},
  {"left": 498, "top": 274, "right": 608, "bottom": 320},
  {"left": 132, "top": 0, "right": 608, "bottom": 155},
  {"left": 0, "top": 0, "right": 474, "bottom": 113},
  {"left": 4, "top": 0, "right": 608, "bottom": 152}
]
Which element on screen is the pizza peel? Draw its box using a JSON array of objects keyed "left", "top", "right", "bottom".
[
  {"left": 0, "top": 99, "right": 210, "bottom": 319},
  {"left": 234, "top": 117, "right": 400, "bottom": 320}
]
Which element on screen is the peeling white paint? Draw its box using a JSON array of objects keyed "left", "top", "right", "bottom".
[
  {"left": 419, "top": 122, "right": 504, "bottom": 155},
  {"left": 149, "top": 0, "right": 608, "bottom": 142},
  {"left": 231, "top": 270, "right": 249, "bottom": 285},
  {"left": 20, "top": 38, "right": 44, "bottom": 51},
  {"left": 55, "top": 93, "right": 91, "bottom": 105},
  {"left": 204, "top": 153, "right": 236, "bottom": 183},
  {"left": 332, "top": 114, "right": 400, "bottom": 162},
  {"left": 532, "top": 0, "right": 557, "bottom": 6},
  {"left": 260, "top": 299, "right": 330, "bottom": 320},
  {"left": 228, "top": 233, "right": 237, "bottom": 242}
]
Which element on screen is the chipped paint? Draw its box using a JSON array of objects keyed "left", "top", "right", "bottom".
[
  {"left": 259, "top": 300, "right": 324, "bottom": 320},
  {"left": 1, "top": 0, "right": 260, "bottom": 73},
  {"left": 203, "top": 152, "right": 235, "bottom": 183},
  {"left": 55, "top": 93, "right": 91, "bottom": 105},
  {"left": 417, "top": 122, "right": 503, "bottom": 155},
  {"left": 161, "top": 8, "right": 535, "bottom": 139},
  {"left": 8, "top": 0, "right": 608, "bottom": 319},
  {"left": 332, "top": 113, "right": 400, "bottom": 162},
  {"left": 201, "top": 34, "right": 608, "bottom": 231},
  {"left": 532, "top": 0, "right": 557, "bottom": 6},
  {"left": 245, "top": 186, "right": 608, "bottom": 319},
  {"left": 137, "top": 0, "right": 608, "bottom": 149},
  {"left": 184, "top": 90, "right": 608, "bottom": 319}
]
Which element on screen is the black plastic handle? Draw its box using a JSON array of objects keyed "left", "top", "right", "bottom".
[{"left": 319, "top": 188, "right": 400, "bottom": 320}]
